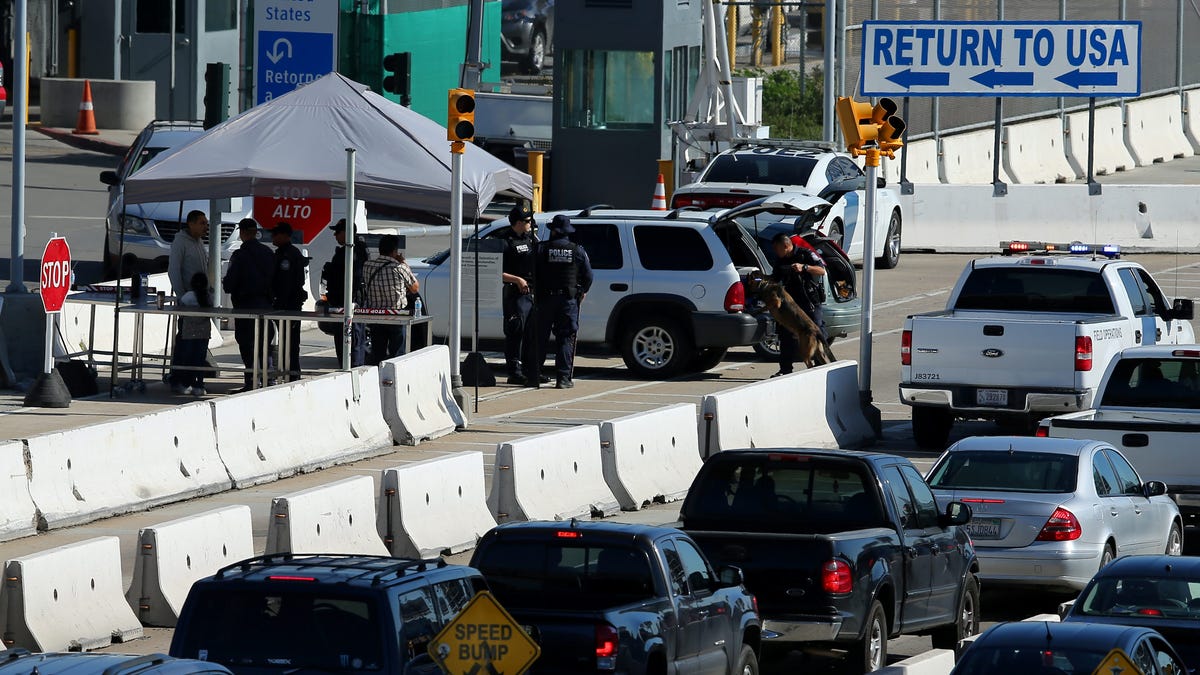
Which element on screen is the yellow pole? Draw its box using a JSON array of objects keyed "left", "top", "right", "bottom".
[
  {"left": 527, "top": 150, "right": 545, "bottom": 213},
  {"left": 726, "top": 3, "right": 737, "bottom": 71},
  {"left": 657, "top": 159, "right": 675, "bottom": 202},
  {"left": 67, "top": 28, "right": 79, "bottom": 79},
  {"left": 771, "top": 4, "right": 784, "bottom": 67},
  {"left": 750, "top": 9, "right": 762, "bottom": 67}
]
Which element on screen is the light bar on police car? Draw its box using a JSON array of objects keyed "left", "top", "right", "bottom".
[{"left": 1000, "top": 241, "right": 1121, "bottom": 258}]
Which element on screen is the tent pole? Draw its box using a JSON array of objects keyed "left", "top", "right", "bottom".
[
  {"left": 449, "top": 146, "right": 469, "bottom": 423},
  {"left": 342, "top": 148, "right": 356, "bottom": 374}
]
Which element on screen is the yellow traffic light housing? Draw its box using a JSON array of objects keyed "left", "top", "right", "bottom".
[
  {"left": 835, "top": 96, "right": 905, "bottom": 160},
  {"left": 878, "top": 115, "right": 906, "bottom": 159},
  {"left": 447, "top": 88, "right": 476, "bottom": 143}
]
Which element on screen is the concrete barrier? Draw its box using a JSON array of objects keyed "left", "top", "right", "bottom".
[
  {"left": 266, "top": 475, "right": 389, "bottom": 556},
  {"left": 940, "top": 130, "right": 1012, "bottom": 184},
  {"left": 700, "top": 361, "right": 874, "bottom": 456},
  {"left": 488, "top": 425, "right": 620, "bottom": 523},
  {"left": 600, "top": 404, "right": 702, "bottom": 511},
  {"left": 378, "top": 452, "right": 496, "bottom": 558},
  {"left": 40, "top": 78, "right": 156, "bottom": 130},
  {"left": 1003, "top": 118, "right": 1076, "bottom": 184},
  {"left": 0, "top": 537, "right": 142, "bottom": 651},
  {"left": 24, "top": 402, "right": 230, "bottom": 530},
  {"left": 876, "top": 649, "right": 955, "bottom": 675},
  {"left": 126, "top": 506, "right": 254, "bottom": 627},
  {"left": 1064, "top": 105, "right": 1135, "bottom": 176},
  {"left": 1184, "top": 89, "right": 1200, "bottom": 153},
  {"left": 0, "top": 442, "right": 36, "bottom": 542},
  {"left": 1125, "top": 94, "right": 1194, "bottom": 166},
  {"left": 379, "top": 346, "right": 466, "bottom": 445},
  {"left": 884, "top": 138, "right": 941, "bottom": 185},
  {"left": 214, "top": 367, "right": 393, "bottom": 488}
]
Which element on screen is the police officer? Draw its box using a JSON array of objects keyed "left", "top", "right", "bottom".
[
  {"left": 322, "top": 219, "right": 369, "bottom": 367},
  {"left": 498, "top": 204, "right": 548, "bottom": 386},
  {"left": 535, "top": 215, "right": 593, "bottom": 389},
  {"left": 270, "top": 222, "right": 310, "bottom": 382},
  {"left": 769, "top": 232, "right": 827, "bottom": 376},
  {"left": 222, "top": 218, "right": 274, "bottom": 391}
]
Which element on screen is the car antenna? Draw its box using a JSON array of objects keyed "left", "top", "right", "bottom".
[
  {"left": 1044, "top": 621, "right": 1053, "bottom": 644},
  {"left": 1008, "top": 443, "right": 1015, "bottom": 455}
]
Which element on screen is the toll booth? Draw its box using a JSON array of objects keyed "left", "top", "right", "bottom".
[{"left": 549, "top": 0, "right": 702, "bottom": 210}]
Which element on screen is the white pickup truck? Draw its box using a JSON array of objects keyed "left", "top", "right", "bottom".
[
  {"left": 900, "top": 247, "right": 1195, "bottom": 449},
  {"left": 1039, "top": 346, "right": 1200, "bottom": 535}
]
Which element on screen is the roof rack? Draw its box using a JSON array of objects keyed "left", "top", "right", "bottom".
[
  {"left": 0, "top": 649, "right": 31, "bottom": 663},
  {"left": 732, "top": 138, "right": 837, "bottom": 152},
  {"left": 665, "top": 205, "right": 703, "bottom": 220},
  {"left": 576, "top": 204, "right": 614, "bottom": 218},
  {"left": 215, "top": 552, "right": 397, "bottom": 579},
  {"left": 102, "top": 654, "right": 170, "bottom": 675}
]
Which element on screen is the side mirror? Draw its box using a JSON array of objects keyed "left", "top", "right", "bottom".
[
  {"left": 1145, "top": 480, "right": 1168, "bottom": 497},
  {"left": 877, "top": 176, "right": 887, "bottom": 189},
  {"left": 1172, "top": 298, "right": 1194, "bottom": 321},
  {"left": 943, "top": 501, "right": 972, "bottom": 526},
  {"left": 1057, "top": 599, "right": 1077, "bottom": 620},
  {"left": 100, "top": 170, "right": 119, "bottom": 186},
  {"left": 717, "top": 565, "right": 745, "bottom": 588}
]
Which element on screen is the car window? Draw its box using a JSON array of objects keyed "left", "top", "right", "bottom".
[
  {"left": 633, "top": 225, "right": 713, "bottom": 271},
  {"left": 927, "top": 451, "right": 1078, "bottom": 494},
  {"left": 474, "top": 539, "right": 655, "bottom": 610},
  {"left": 431, "top": 578, "right": 473, "bottom": 622},
  {"left": 572, "top": 223, "right": 623, "bottom": 270},
  {"left": 675, "top": 539, "right": 714, "bottom": 595},
  {"left": 1099, "top": 357, "right": 1200, "bottom": 409},
  {"left": 1078, "top": 575, "right": 1198, "bottom": 617},
  {"left": 1119, "top": 268, "right": 1150, "bottom": 316},
  {"left": 900, "top": 465, "right": 940, "bottom": 528},
  {"left": 702, "top": 151, "right": 819, "bottom": 186},
  {"left": 953, "top": 644, "right": 1107, "bottom": 675},
  {"left": 1104, "top": 450, "right": 1145, "bottom": 496},
  {"left": 955, "top": 268, "right": 1115, "bottom": 313},
  {"left": 396, "top": 587, "right": 439, "bottom": 660},
  {"left": 1151, "top": 637, "right": 1185, "bottom": 675},
  {"left": 881, "top": 466, "right": 918, "bottom": 529},
  {"left": 1093, "top": 453, "right": 1120, "bottom": 497},
  {"left": 1136, "top": 269, "right": 1168, "bottom": 316},
  {"left": 660, "top": 540, "right": 687, "bottom": 596}
]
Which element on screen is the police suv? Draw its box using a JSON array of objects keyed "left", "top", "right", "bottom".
[{"left": 900, "top": 242, "right": 1195, "bottom": 449}]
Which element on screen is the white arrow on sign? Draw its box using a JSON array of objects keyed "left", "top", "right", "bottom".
[{"left": 266, "top": 38, "right": 293, "bottom": 65}]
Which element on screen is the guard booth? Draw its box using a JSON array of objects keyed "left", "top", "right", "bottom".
[{"left": 549, "top": 0, "right": 701, "bottom": 210}]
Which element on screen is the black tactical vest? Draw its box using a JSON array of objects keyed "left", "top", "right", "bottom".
[{"left": 539, "top": 240, "right": 579, "bottom": 292}]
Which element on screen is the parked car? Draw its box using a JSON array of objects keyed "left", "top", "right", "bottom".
[
  {"left": 501, "top": 0, "right": 554, "bottom": 74},
  {"left": 679, "top": 448, "right": 979, "bottom": 672},
  {"left": 0, "top": 651, "right": 232, "bottom": 675},
  {"left": 1062, "top": 554, "right": 1200, "bottom": 669},
  {"left": 952, "top": 621, "right": 1186, "bottom": 675},
  {"left": 926, "top": 436, "right": 1183, "bottom": 592},
  {"left": 470, "top": 521, "right": 761, "bottom": 675},
  {"left": 170, "top": 554, "right": 487, "bottom": 675}
]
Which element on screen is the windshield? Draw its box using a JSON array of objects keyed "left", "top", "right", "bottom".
[
  {"left": 682, "top": 455, "right": 887, "bottom": 534},
  {"left": 927, "top": 451, "right": 1078, "bottom": 494},
  {"left": 703, "top": 153, "right": 818, "bottom": 186},
  {"left": 475, "top": 540, "right": 657, "bottom": 611},
  {"left": 128, "top": 146, "right": 169, "bottom": 176},
  {"left": 1099, "top": 358, "right": 1200, "bottom": 409},
  {"left": 1078, "top": 576, "right": 1200, "bottom": 619},
  {"left": 175, "top": 589, "right": 384, "bottom": 670},
  {"left": 954, "top": 268, "right": 1115, "bottom": 313},
  {"left": 953, "top": 645, "right": 1107, "bottom": 675}
]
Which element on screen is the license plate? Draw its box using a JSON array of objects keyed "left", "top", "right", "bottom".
[
  {"left": 964, "top": 517, "right": 1002, "bottom": 539},
  {"left": 976, "top": 388, "right": 1008, "bottom": 406}
]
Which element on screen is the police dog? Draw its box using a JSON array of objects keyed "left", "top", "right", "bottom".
[{"left": 746, "top": 271, "right": 836, "bottom": 368}]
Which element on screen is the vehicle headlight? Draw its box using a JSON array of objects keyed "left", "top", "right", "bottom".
[{"left": 118, "top": 215, "right": 151, "bottom": 234}]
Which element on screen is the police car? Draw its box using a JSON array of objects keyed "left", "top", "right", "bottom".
[{"left": 671, "top": 141, "right": 905, "bottom": 269}]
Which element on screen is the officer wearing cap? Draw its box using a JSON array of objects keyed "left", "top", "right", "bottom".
[
  {"left": 270, "top": 221, "right": 309, "bottom": 381},
  {"left": 535, "top": 215, "right": 593, "bottom": 389},
  {"left": 497, "top": 204, "right": 548, "bottom": 386},
  {"left": 321, "top": 219, "right": 369, "bottom": 367},
  {"left": 222, "top": 218, "right": 274, "bottom": 390}
]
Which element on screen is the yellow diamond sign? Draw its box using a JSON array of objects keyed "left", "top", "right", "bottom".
[
  {"left": 428, "top": 591, "right": 540, "bottom": 675},
  {"left": 1092, "top": 648, "right": 1144, "bottom": 675}
]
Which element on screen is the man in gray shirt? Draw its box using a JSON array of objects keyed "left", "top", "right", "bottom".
[{"left": 167, "top": 210, "right": 210, "bottom": 392}]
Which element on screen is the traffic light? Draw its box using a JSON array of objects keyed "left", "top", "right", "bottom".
[
  {"left": 878, "top": 113, "right": 906, "bottom": 159},
  {"left": 382, "top": 52, "right": 412, "bottom": 106},
  {"left": 835, "top": 96, "right": 904, "bottom": 158},
  {"left": 447, "top": 88, "right": 476, "bottom": 143},
  {"left": 203, "top": 62, "right": 230, "bottom": 130}
]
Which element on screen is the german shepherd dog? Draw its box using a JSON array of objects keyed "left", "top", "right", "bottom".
[{"left": 746, "top": 270, "right": 837, "bottom": 368}]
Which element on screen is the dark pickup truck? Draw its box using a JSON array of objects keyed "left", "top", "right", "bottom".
[
  {"left": 679, "top": 449, "right": 980, "bottom": 673},
  {"left": 470, "top": 521, "right": 762, "bottom": 675}
]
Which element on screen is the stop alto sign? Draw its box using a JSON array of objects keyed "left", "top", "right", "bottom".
[
  {"left": 253, "top": 196, "right": 333, "bottom": 245},
  {"left": 39, "top": 237, "right": 72, "bottom": 313}
]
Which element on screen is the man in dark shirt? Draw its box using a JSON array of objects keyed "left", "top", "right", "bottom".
[
  {"left": 497, "top": 204, "right": 547, "bottom": 386},
  {"left": 222, "top": 218, "right": 274, "bottom": 390},
  {"left": 770, "top": 232, "right": 827, "bottom": 376},
  {"left": 535, "top": 215, "right": 594, "bottom": 389},
  {"left": 270, "top": 222, "right": 309, "bottom": 382},
  {"left": 321, "top": 219, "right": 369, "bottom": 368}
]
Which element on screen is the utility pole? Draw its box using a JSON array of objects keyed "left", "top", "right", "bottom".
[
  {"left": 461, "top": 0, "right": 485, "bottom": 89},
  {"left": 7, "top": 0, "right": 28, "bottom": 294}
]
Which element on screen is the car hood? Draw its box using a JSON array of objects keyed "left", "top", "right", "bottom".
[{"left": 716, "top": 191, "right": 832, "bottom": 223}]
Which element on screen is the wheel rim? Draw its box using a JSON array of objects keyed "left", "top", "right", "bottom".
[
  {"left": 742, "top": 662, "right": 754, "bottom": 675},
  {"left": 532, "top": 34, "right": 546, "bottom": 68},
  {"left": 887, "top": 217, "right": 901, "bottom": 261},
  {"left": 1168, "top": 528, "right": 1183, "bottom": 556},
  {"left": 1101, "top": 547, "right": 1114, "bottom": 569},
  {"left": 961, "top": 590, "right": 977, "bottom": 639},
  {"left": 633, "top": 326, "right": 675, "bottom": 369},
  {"left": 868, "top": 616, "right": 884, "bottom": 670},
  {"left": 831, "top": 224, "right": 844, "bottom": 249}
]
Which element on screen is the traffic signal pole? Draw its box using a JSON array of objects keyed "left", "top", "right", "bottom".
[
  {"left": 858, "top": 147, "right": 879, "bottom": 401},
  {"left": 449, "top": 141, "right": 468, "bottom": 420}
]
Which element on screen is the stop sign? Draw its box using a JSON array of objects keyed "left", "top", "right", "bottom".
[
  {"left": 39, "top": 237, "right": 72, "bottom": 313},
  {"left": 253, "top": 196, "right": 333, "bottom": 244}
]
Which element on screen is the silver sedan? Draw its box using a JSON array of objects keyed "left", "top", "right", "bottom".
[{"left": 926, "top": 436, "right": 1182, "bottom": 592}]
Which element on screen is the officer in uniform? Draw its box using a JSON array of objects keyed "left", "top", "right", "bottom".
[
  {"left": 322, "top": 219, "right": 369, "bottom": 367},
  {"left": 769, "top": 232, "right": 827, "bottom": 376},
  {"left": 270, "top": 222, "right": 310, "bottom": 381},
  {"left": 497, "top": 204, "right": 548, "bottom": 386},
  {"left": 535, "top": 215, "right": 593, "bottom": 389}
]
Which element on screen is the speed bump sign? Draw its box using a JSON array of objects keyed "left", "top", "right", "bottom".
[
  {"left": 429, "top": 591, "right": 540, "bottom": 675},
  {"left": 1092, "top": 648, "right": 1143, "bottom": 675}
]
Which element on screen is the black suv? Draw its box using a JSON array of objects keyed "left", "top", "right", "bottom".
[
  {"left": 0, "top": 651, "right": 231, "bottom": 675},
  {"left": 170, "top": 554, "right": 486, "bottom": 675}
]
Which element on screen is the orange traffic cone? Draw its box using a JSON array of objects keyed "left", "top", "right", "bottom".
[
  {"left": 651, "top": 173, "right": 667, "bottom": 210},
  {"left": 73, "top": 80, "right": 99, "bottom": 135}
]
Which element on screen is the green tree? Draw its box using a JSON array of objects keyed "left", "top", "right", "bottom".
[{"left": 738, "top": 67, "right": 824, "bottom": 140}]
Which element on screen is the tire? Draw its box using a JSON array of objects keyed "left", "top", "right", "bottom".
[
  {"left": 523, "top": 29, "right": 547, "bottom": 74},
  {"left": 828, "top": 220, "right": 845, "bottom": 249},
  {"left": 1166, "top": 523, "right": 1183, "bottom": 556},
  {"left": 1099, "top": 543, "right": 1115, "bottom": 571},
  {"left": 931, "top": 575, "right": 980, "bottom": 650},
  {"left": 620, "top": 315, "right": 694, "bottom": 378},
  {"left": 876, "top": 211, "right": 901, "bottom": 270},
  {"left": 847, "top": 600, "right": 887, "bottom": 674},
  {"left": 753, "top": 317, "right": 781, "bottom": 358},
  {"left": 735, "top": 645, "right": 760, "bottom": 675},
  {"left": 689, "top": 347, "right": 728, "bottom": 372},
  {"left": 912, "top": 406, "right": 953, "bottom": 450},
  {"left": 101, "top": 235, "right": 118, "bottom": 281}
]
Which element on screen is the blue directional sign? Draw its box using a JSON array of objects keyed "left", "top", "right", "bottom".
[
  {"left": 254, "top": 0, "right": 339, "bottom": 105},
  {"left": 861, "top": 21, "right": 1141, "bottom": 98}
]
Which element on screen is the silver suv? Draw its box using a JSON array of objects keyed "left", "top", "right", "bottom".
[
  {"left": 99, "top": 121, "right": 250, "bottom": 278},
  {"left": 416, "top": 196, "right": 828, "bottom": 378}
]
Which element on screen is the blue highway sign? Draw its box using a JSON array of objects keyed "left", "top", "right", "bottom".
[
  {"left": 861, "top": 21, "right": 1141, "bottom": 98},
  {"left": 254, "top": 0, "right": 339, "bottom": 105}
]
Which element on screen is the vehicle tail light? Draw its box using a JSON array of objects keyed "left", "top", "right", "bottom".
[
  {"left": 1075, "top": 336, "right": 1093, "bottom": 371},
  {"left": 1138, "top": 608, "right": 1164, "bottom": 616},
  {"left": 1173, "top": 350, "right": 1200, "bottom": 358},
  {"left": 267, "top": 575, "right": 316, "bottom": 582},
  {"left": 752, "top": 595, "right": 759, "bottom": 615},
  {"left": 821, "top": 559, "right": 853, "bottom": 594},
  {"left": 901, "top": 330, "right": 912, "bottom": 366},
  {"left": 555, "top": 531, "right": 581, "bottom": 539},
  {"left": 595, "top": 624, "right": 619, "bottom": 670},
  {"left": 1036, "top": 507, "right": 1082, "bottom": 541},
  {"left": 724, "top": 281, "right": 745, "bottom": 313},
  {"left": 669, "top": 194, "right": 687, "bottom": 209},
  {"left": 1035, "top": 424, "right": 1050, "bottom": 438},
  {"left": 962, "top": 498, "right": 1006, "bottom": 504}
]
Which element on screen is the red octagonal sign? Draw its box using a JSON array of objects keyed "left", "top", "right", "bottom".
[{"left": 39, "top": 237, "right": 72, "bottom": 313}]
